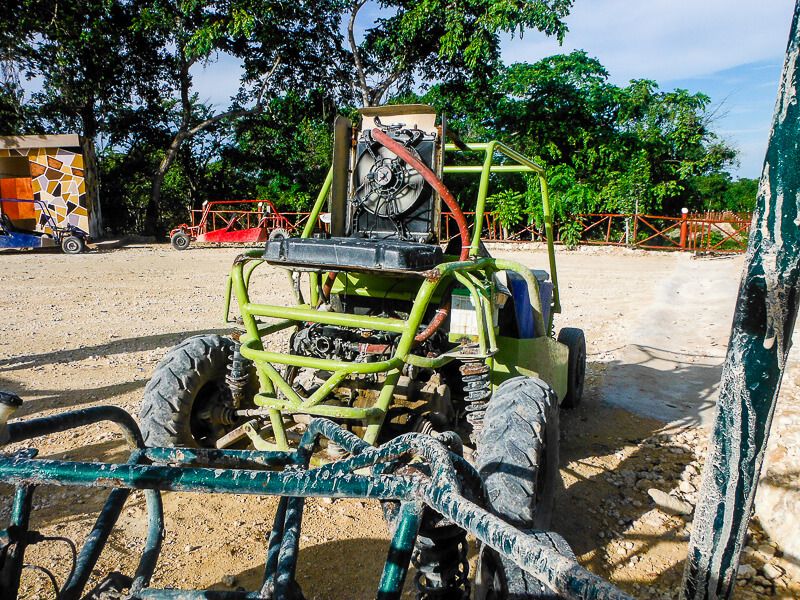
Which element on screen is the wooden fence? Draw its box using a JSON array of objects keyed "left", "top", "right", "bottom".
[
  {"left": 203, "top": 202, "right": 753, "bottom": 253},
  {"left": 440, "top": 211, "right": 752, "bottom": 253}
]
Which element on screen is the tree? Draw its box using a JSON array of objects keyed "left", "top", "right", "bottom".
[
  {"left": 415, "top": 51, "right": 737, "bottom": 218},
  {"left": 135, "top": 0, "right": 346, "bottom": 234},
  {"left": 9, "top": 0, "right": 164, "bottom": 142},
  {"left": 209, "top": 91, "right": 337, "bottom": 211},
  {"left": 346, "top": 0, "right": 573, "bottom": 106}
]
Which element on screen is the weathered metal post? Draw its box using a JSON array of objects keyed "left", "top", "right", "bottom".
[{"left": 682, "top": 3, "right": 800, "bottom": 598}]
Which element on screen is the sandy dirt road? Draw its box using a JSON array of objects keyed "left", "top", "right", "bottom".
[{"left": 0, "top": 243, "right": 797, "bottom": 599}]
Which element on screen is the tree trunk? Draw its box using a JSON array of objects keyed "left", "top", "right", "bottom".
[
  {"left": 144, "top": 169, "right": 165, "bottom": 236},
  {"left": 144, "top": 138, "right": 182, "bottom": 236}
]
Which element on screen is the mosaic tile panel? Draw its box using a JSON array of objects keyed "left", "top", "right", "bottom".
[{"left": 0, "top": 144, "right": 98, "bottom": 237}]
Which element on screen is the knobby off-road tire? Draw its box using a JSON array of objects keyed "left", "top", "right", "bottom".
[
  {"left": 268, "top": 228, "right": 289, "bottom": 242},
  {"left": 475, "top": 376, "right": 566, "bottom": 599},
  {"left": 140, "top": 334, "right": 250, "bottom": 448},
  {"left": 557, "top": 328, "right": 586, "bottom": 409},
  {"left": 475, "top": 531, "right": 575, "bottom": 600}
]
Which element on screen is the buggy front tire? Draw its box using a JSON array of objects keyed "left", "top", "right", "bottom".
[
  {"left": 475, "top": 376, "right": 564, "bottom": 599},
  {"left": 61, "top": 235, "right": 85, "bottom": 254},
  {"left": 170, "top": 231, "right": 191, "bottom": 250},
  {"left": 474, "top": 531, "right": 575, "bottom": 600},
  {"left": 557, "top": 327, "right": 586, "bottom": 409},
  {"left": 140, "top": 334, "right": 250, "bottom": 448}
]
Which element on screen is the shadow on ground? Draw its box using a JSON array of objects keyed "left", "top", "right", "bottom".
[
  {"left": 0, "top": 328, "right": 230, "bottom": 372},
  {"left": 550, "top": 356, "right": 710, "bottom": 594},
  {"left": 220, "top": 538, "right": 406, "bottom": 599},
  {"left": 597, "top": 345, "right": 725, "bottom": 427}
]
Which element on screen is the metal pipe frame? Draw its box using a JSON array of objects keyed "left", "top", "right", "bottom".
[
  {"left": 1, "top": 409, "right": 632, "bottom": 600},
  {"left": 219, "top": 140, "right": 561, "bottom": 450},
  {"left": 0, "top": 407, "right": 164, "bottom": 600},
  {"left": 443, "top": 141, "right": 561, "bottom": 313},
  {"left": 230, "top": 254, "right": 550, "bottom": 449}
]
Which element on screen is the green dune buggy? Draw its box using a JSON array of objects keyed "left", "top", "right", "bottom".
[{"left": 139, "top": 105, "right": 587, "bottom": 595}]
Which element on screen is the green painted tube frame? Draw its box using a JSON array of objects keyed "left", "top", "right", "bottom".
[
  {"left": 224, "top": 139, "right": 562, "bottom": 448},
  {"left": 443, "top": 141, "right": 560, "bottom": 314}
]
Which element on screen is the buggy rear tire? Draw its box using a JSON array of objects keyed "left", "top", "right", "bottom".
[
  {"left": 475, "top": 376, "right": 563, "bottom": 599},
  {"left": 557, "top": 328, "right": 586, "bottom": 409},
  {"left": 61, "top": 235, "right": 85, "bottom": 254},
  {"left": 139, "top": 334, "right": 251, "bottom": 448},
  {"left": 171, "top": 231, "right": 191, "bottom": 250}
]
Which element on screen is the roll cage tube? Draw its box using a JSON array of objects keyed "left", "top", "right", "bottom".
[
  {"left": 442, "top": 141, "right": 560, "bottom": 314},
  {"left": 223, "top": 140, "right": 560, "bottom": 323}
]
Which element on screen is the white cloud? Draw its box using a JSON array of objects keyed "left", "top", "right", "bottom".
[{"left": 502, "top": 0, "right": 796, "bottom": 83}]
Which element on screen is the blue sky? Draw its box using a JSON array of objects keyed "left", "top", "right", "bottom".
[
  {"left": 499, "top": 0, "right": 795, "bottom": 178},
  {"left": 167, "top": 1, "right": 796, "bottom": 178}
]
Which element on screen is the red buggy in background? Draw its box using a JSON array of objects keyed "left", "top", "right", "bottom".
[{"left": 168, "top": 199, "right": 295, "bottom": 250}]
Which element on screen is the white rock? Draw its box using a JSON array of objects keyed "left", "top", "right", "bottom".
[
  {"left": 647, "top": 488, "right": 693, "bottom": 516},
  {"left": 762, "top": 563, "right": 784, "bottom": 580},
  {"left": 737, "top": 564, "right": 757, "bottom": 579}
]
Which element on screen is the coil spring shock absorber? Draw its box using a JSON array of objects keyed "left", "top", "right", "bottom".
[
  {"left": 460, "top": 360, "right": 491, "bottom": 443},
  {"left": 412, "top": 505, "right": 470, "bottom": 600},
  {"left": 226, "top": 329, "right": 250, "bottom": 409}
]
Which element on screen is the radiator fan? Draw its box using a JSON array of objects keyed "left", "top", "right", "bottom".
[{"left": 352, "top": 141, "right": 425, "bottom": 218}]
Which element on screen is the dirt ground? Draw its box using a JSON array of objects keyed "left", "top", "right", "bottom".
[{"left": 1, "top": 242, "right": 798, "bottom": 599}]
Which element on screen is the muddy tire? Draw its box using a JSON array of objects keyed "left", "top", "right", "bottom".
[
  {"left": 475, "top": 531, "right": 574, "bottom": 600},
  {"left": 61, "top": 235, "right": 85, "bottom": 254},
  {"left": 140, "top": 334, "right": 250, "bottom": 448},
  {"left": 170, "top": 231, "right": 191, "bottom": 250},
  {"left": 477, "top": 376, "right": 559, "bottom": 529},
  {"left": 475, "top": 376, "right": 563, "bottom": 599},
  {"left": 557, "top": 328, "right": 586, "bottom": 409}
]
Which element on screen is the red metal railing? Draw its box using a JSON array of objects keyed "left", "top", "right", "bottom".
[
  {"left": 574, "top": 213, "right": 752, "bottom": 253},
  {"left": 441, "top": 211, "right": 751, "bottom": 253},
  {"left": 187, "top": 202, "right": 751, "bottom": 253}
]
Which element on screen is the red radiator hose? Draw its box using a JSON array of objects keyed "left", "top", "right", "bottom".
[
  {"left": 371, "top": 128, "right": 469, "bottom": 343},
  {"left": 414, "top": 299, "right": 451, "bottom": 344},
  {"left": 371, "top": 128, "right": 470, "bottom": 262}
]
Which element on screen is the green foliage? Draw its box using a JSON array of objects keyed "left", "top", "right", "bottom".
[
  {"left": 487, "top": 189, "right": 525, "bottom": 228},
  {"left": 1, "top": 0, "right": 749, "bottom": 237},
  {"left": 558, "top": 218, "right": 583, "bottom": 250},
  {"left": 421, "top": 50, "right": 741, "bottom": 220},
  {"left": 688, "top": 174, "right": 758, "bottom": 213},
  {"left": 349, "top": 0, "right": 572, "bottom": 105},
  {"left": 723, "top": 178, "right": 759, "bottom": 212},
  {"left": 256, "top": 177, "right": 311, "bottom": 212}
]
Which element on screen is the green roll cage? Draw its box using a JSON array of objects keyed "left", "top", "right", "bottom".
[{"left": 222, "top": 141, "right": 564, "bottom": 451}]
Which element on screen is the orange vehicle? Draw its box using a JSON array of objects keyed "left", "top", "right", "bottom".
[{"left": 168, "top": 199, "right": 295, "bottom": 250}]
